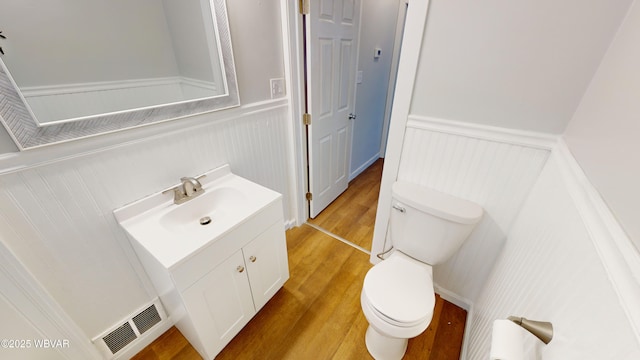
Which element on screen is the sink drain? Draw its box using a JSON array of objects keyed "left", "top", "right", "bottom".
[{"left": 199, "top": 216, "right": 212, "bottom": 225}]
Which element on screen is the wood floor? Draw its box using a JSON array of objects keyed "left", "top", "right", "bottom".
[
  {"left": 132, "top": 159, "right": 466, "bottom": 360},
  {"left": 307, "top": 159, "right": 384, "bottom": 251}
]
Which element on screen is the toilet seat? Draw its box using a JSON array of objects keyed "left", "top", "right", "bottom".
[{"left": 362, "top": 252, "right": 435, "bottom": 327}]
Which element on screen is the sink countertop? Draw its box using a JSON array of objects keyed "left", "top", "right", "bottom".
[{"left": 114, "top": 164, "right": 282, "bottom": 269}]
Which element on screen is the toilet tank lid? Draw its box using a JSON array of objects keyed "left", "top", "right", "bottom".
[{"left": 392, "top": 181, "right": 483, "bottom": 224}]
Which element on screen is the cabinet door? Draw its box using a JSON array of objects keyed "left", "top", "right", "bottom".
[
  {"left": 244, "top": 222, "right": 289, "bottom": 310},
  {"left": 182, "top": 250, "right": 255, "bottom": 358}
]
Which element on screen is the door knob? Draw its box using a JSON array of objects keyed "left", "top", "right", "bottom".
[
  {"left": 237, "top": 265, "right": 245, "bottom": 273},
  {"left": 348, "top": 113, "right": 356, "bottom": 120},
  {"left": 249, "top": 256, "right": 257, "bottom": 263}
]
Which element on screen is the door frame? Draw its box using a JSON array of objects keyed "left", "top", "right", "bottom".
[
  {"left": 379, "top": 0, "right": 409, "bottom": 158},
  {"left": 371, "top": 0, "right": 432, "bottom": 263},
  {"left": 280, "top": 0, "right": 308, "bottom": 225},
  {"left": 282, "top": 0, "right": 364, "bottom": 222}
]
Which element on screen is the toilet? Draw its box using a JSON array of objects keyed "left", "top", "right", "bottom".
[{"left": 361, "top": 181, "right": 483, "bottom": 360}]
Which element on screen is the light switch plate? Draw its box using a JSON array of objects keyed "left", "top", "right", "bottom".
[{"left": 270, "top": 78, "right": 286, "bottom": 98}]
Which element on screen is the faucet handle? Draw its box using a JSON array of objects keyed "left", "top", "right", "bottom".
[{"left": 163, "top": 174, "right": 207, "bottom": 204}]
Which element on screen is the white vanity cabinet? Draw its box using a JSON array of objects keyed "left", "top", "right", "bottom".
[
  {"left": 180, "top": 221, "right": 288, "bottom": 358},
  {"left": 113, "top": 165, "right": 289, "bottom": 360}
]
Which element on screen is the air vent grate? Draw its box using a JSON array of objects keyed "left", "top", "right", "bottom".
[
  {"left": 132, "top": 304, "right": 161, "bottom": 335},
  {"left": 102, "top": 322, "right": 137, "bottom": 355}
]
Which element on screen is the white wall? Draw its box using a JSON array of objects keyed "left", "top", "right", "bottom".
[
  {"left": 0, "top": 288, "right": 67, "bottom": 360},
  {"left": 0, "top": 103, "right": 292, "bottom": 338},
  {"left": 563, "top": 0, "right": 640, "bottom": 251},
  {"left": 465, "top": 150, "right": 640, "bottom": 359},
  {"left": 350, "top": 0, "right": 399, "bottom": 177},
  {"left": 410, "top": 0, "right": 633, "bottom": 133},
  {"left": 397, "top": 118, "right": 551, "bottom": 302},
  {"left": 374, "top": 0, "right": 632, "bottom": 298},
  {"left": 0, "top": 0, "right": 288, "bottom": 345},
  {"left": 0, "top": 0, "right": 178, "bottom": 87},
  {"left": 227, "top": 0, "right": 285, "bottom": 104},
  {"left": 375, "top": 1, "right": 640, "bottom": 357}
]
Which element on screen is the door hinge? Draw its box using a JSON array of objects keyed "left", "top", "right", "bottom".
[
  {"left": 306, "top": 192, "right": 313, "bottom": 201},
  {"left": 303, "top": 113, "right": 311, "bottom": 126},
  {"left": 299, "top": 0, "right": 310, "bottom": 15}
]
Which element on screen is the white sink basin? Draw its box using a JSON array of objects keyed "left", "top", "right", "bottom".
[
  {"left": 159, "top": 186, "right": 246, "bottom": 233},
  {"left": 114, "top": 164, "right": 281, "bottom": 269}
]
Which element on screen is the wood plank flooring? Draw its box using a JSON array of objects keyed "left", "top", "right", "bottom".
[
  {"left": 307, "top": 159, "right": 383, "bottom": 251},
  {"left": 132, "top": 159, "right": 466, "bottom": 360}
]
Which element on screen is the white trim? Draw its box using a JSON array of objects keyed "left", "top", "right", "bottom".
[
  {"left": 281, "top": 0, "right": 308, "bottom": 226},
  {"left": 0, "top": 98, "right": 288, "bottom": 176},
  {"left": 348, "top": 0, "right": 365, "bottom": 183},
  {"left": 0, "top": 237, "right": 102, "bottom": 359},
  {"left": 433, "top": 281, "right": 474, "bottom": 360},
  {"left": 407, "top": 115, "right": 558, "bottom": 150},
  {"left": 380, "top": 0, "right": 408, "bottom": 157},
  {"left": 284, "top": 218, "right": 298, "bottom": 230},
  {"left": 371, "top": 0, "right": 432, "bottom": 264},
  {"left": 459, "top": 304, "right": 474, "bottom": 359},
  {"left": 349, "top": 152, "right": 380, "bottom": 181},
  {"left": 433, "top": 283, "right": 472, "bottom": 311},
  {"left": 554, "top": 139, "right": 640, "bottom": 342}
]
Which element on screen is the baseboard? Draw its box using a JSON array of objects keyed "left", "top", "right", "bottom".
[
  {"left": 349, "top": 153, "right": 380, "bottom": 181},
  {"left": 434, "top": 282, "right": 472, "bottom": 311},
  {"left": 284, "top": 218, "right": 297, "bottom": 230},
  {"left": 434, "top": 281, "right": 475, "bottom": 359},
  {"left": 459, "top": 303, "right": 474, "bottom": 359}
]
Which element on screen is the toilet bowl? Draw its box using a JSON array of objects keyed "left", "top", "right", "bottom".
[
  {"left": 361, "top": 251, "right": 434, "bottom": 360},
  {"left": 361, "top": 181, "right": 483, "bottom": 360}
]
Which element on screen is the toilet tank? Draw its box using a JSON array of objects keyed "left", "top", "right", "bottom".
[{"left": 390, "top": 181, "right": 483, "bottom": 265}]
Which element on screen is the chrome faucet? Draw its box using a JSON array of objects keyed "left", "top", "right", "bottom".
[{"left": 163, "top": 175, "right": 206, "bottom": 204}]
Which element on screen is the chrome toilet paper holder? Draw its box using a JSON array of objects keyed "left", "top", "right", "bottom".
[{"left": 508, "top": 316, "right": 553, "bottom": 344}]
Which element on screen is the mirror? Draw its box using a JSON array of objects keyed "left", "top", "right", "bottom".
[{"left": 0, "top": 0, "right": 238, "bottom": 149}]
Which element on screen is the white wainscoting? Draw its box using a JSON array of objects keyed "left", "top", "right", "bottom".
[
  {"left": 0, "top": 99, "right": 293, "bottom": 340},
  {"left": 396, "top": 115, "right": 555, "bottom": 303},
  {"left": 21, "top": 77, "right": 217, "bottom": 124},
  {"left": 463, "top": 146, "right": 640, "bottom": 359}
]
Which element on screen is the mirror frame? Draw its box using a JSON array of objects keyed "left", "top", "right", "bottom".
[{"left": 0, "top": 0, "right": 238, "bottom": 150}]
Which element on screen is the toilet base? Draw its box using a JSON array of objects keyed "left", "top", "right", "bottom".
[{"left": 365, "top": 325, "right": 408, "bottom": 360}]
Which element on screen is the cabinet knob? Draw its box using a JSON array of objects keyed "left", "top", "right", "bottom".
[
  {"left": 237, "top": 265, "right": 245, "bottom": 273},
  {"left": 249, "top": 256, "right": 257, "bottom": 263}
]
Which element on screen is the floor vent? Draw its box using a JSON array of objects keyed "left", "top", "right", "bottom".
[
  {"left": 102, "top": 322, "right": 137, "bottom": 355},
  {"left": 95, "top": 300, "right": 166, "bottom": 357},
  {"left": 132, "top": 304, "right": 162, "bottom": 335}
]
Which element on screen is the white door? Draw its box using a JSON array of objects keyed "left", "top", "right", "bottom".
[{"left": 306, "top": 0, "right": 361, "bottom": 218}]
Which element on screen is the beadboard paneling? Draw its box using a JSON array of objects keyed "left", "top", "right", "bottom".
[
  {"left": 397, "top": 116, "right": 552, "bottom": 302},
  {"left": 464, "top": 152, "right": 640, "bottom": 359},
  {"left": 0, "top": 102, "right": 293, "bottom": 338}
]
